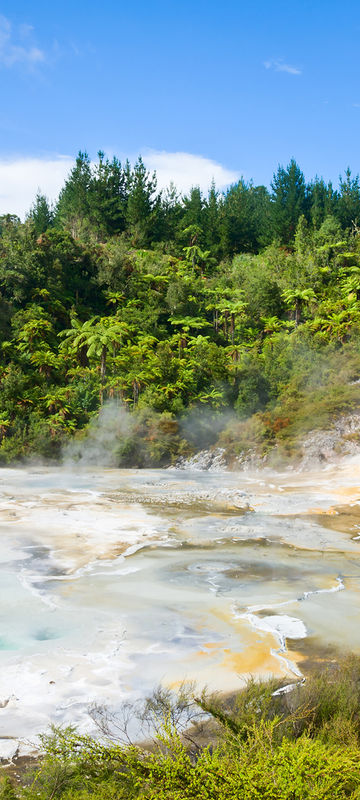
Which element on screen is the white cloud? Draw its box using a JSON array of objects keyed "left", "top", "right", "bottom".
[
  {"left": 0, "top": 151, "right": 240, "bottom": 219},
  {"left": 142, "top": 150, "right": 240, "bottom": 194},
  {"left": 264, "top": 58, "right": 302, "bottom": 76},
  {"left": 0, "top": 15, "right": 45, "bottom": 68},
  {"left": 0, "top": 156, "right": 73, "bottom": 219}
]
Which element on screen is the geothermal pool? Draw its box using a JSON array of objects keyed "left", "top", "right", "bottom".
[{"left": 0, "top": 460, "right": 360, "bottom": 757}]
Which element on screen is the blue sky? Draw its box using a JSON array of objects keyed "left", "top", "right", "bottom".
[{"left": 1, "top": 0, "right": 360, "bottom": 215}]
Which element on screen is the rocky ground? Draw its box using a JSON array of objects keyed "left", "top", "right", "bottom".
[
  {"left": 174, "top": 412, "right": 360, "bottom": 472},
  {"left": 295, "top": 412, "right": 360, "bottom": 470}
]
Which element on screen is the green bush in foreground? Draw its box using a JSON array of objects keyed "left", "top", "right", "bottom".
[{"left": 4, "top": 656, "right": 360, "bottom": 800}]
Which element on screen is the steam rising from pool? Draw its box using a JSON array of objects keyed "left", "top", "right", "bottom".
[{"left": 0, "top": 459, "right": 360, "bottom": 758}]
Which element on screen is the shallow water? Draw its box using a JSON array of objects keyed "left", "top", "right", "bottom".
[{"left": 0, "top": 459, "right": 360, "bottom": 757}]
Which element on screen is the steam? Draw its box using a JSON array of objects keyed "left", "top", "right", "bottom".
[
  {"left": 61, "top": 337, "right": 360, "bottom": 472},
  {"left": 179, "top": 407, "right": 236, "bottom": 451},
  {"left": 64, "top": 402, "right": 135, "bottom": 467},
  {"left": 62, "top": 402, "right": 238, "bottom": 470}
]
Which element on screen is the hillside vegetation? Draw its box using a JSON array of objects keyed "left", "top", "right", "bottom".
[
  {"left": 1, "top": 154, "right": 360, "bottom": 464},
  {"left": 3, "top": 656, "right": 360, "bottom": 799}
]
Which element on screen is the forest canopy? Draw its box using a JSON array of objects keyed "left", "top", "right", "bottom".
[{"left": 1, "top": 152, "right": 360, "bottom": 464}]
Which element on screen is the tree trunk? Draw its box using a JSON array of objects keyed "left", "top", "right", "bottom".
[
  {"left": 100, "top": 346, "right": 107, "bottom": 405},
  {"left": 180, "top": 335, "right": 187, "bottom": 354},
  {"left": 79, "top": 345, "right": 89, "bottom": 368},
  {"left": 133, "top": 380, "right": 139, "bottom": 406},
  {"left": 100, "top": 346, "right": 107, "bottom": 383}
]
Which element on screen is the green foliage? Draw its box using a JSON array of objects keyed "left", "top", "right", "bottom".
[
  {"left": 338, "top": 168, "right": 360, "bottom": 230},
  {"left": 0, "top": 777, "right": 17, "bottom": 799},
  {"left": 271, "top": 159, "right": 307, "bottom": 244},
  {"left": 1, "top": 153, "right": 360, "bottom": 464},
  {"left": 27, "top": 192, "right": 54, "bottom": 236},
  {"left": 9, "top": 656, "right": 360, "bottom": 800}
]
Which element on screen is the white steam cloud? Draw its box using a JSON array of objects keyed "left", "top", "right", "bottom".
[{"left": 64, "top": 403, "right": 135, "bottom": 467}]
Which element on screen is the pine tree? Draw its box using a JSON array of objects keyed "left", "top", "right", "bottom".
[
  {"left": 55, "top": 151, "right": 92, "bottom": 238},
  {"left": 271, "top": 159, "right": 307, "bottom": 245},
  {"left": 28, "top": 192, "right": 53, "bottom": 235},
  {"left": 337, "top": 168, "right": 360, "bottom": 230},
  {"left": 126, "top": 157, "right": 159, "bottom": 244}
]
